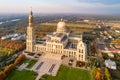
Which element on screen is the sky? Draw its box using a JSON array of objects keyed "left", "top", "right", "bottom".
[{"left": 0, "top": 0, "right": 120, "bottom": 15}]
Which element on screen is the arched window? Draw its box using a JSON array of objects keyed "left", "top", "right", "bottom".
[
  {"left": 79, "top": 49, "right": 81, "bottom": 53},
  {"left": 82, "top": 49, "right": 83, "bottom": 53},
  {"left": 81, "top": 44, "right": 82, "bottom": 47}
]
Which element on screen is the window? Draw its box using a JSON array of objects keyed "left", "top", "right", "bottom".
[
  {"left": 74, "top": 52, "right": 76, "bottom": 55},
  {"left": 81, "top": 44, "right": 82, "bottom": 47},
  {"left": 79, "top": 49, "right": 81, "bottom": 53},
  {"left": 82, "top": 49, "right": 83, "bottom": 53},
  {"left": 82, "top": 55, "right": 83, "bottom": 58}
]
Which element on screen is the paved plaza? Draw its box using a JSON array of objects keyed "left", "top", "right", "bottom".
[
  {"left": 31, "top": 53, "right": 62, "bottom": 80},
  {"left": 62, "top": 57, "right": 76, "bottom": 67}
]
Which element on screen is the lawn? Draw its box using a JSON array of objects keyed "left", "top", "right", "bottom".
[
  {"left": 17, "top": 58, "right": 30, "bottom": 66},
  {"left": 18, "top": 58, "right": 37, "bottom": 69},
  {"left": 40, "top": 65, "right": 91, "bottom": 80},
  {"left": 26, "top": 60, "right": 37, "bottom": 68},
  {"left": 5, "top": 70, "right": 37, "bottom": 80}
]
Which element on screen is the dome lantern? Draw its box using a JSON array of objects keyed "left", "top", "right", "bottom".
[{"left": 56, "top": 18, "right": 66, "bottom": 33}]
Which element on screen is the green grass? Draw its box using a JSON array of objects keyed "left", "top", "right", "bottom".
[
  {"left": 40, "top": 23, "right": 96, "bottom": 28},
  {"left": 18, "top": 58, "right": 37, "bottom": 69},
  {"left": 67, "top": 23, "right": 96, "bottom": 28},
  {"left": 26, "top": 60, "right": 37, "bottom": 68},
  {"left": 22, "top": 58, "right": 30, "bottom": 63},
  {"left": 17, "top": 58, "right": 30, "bottom": 66},
  {"left": 5, "top": 70, "right": 37, "bottom": 80},
  {"left": 40, "top": 65, "right": 91, "bottom": 80}
]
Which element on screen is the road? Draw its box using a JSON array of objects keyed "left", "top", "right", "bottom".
[{"left": 94, "top": 39, "right": 104, "bottom": 73}]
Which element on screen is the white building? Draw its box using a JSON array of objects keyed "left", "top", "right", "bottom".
[
  {"left": 107, "top": 53, "right": 114, "bottom": 58},
  {"left": 83, "top": 20, "right": 89, "bottom": 23},
  {"left": 26, "top": 10, "right": 87, "bottom": 62},
  {"left": 11, "top": 34, "right": 26, "bottom": 41},
  {"left": 105, "top": 59, "right": 116, "bottom": 70},
  {"left": 1, "top": 33, "right": 20, "bottom": 40}
]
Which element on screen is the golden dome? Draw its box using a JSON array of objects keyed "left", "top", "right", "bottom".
[{"left": 56, "top": 19, "right": 66, "bottom": 33}]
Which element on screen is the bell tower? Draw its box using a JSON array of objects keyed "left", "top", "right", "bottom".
[
  {"left": 76, "top": 40, "right": 87, "bottom": 62},
  {"left": 26, "top": 8, "right": 35, "bottom": 52}
]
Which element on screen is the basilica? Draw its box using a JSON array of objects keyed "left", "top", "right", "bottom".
[{"left": 26, "top": 10, "right": 87, "bottom": 62}]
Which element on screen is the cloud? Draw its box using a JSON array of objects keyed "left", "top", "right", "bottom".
[
  {"left": 76, "top": 0, "right": 120, "bottom": 5},
  {"left": 0, "top": 0, "right": 120, "bottom": 14},
  {"left": 35, "top": 2, "right": 120, "bottom": 14}
]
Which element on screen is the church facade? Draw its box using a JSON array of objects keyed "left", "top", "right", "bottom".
[{"left": 26, "top": 10, "right": 87, "bottom": 62}]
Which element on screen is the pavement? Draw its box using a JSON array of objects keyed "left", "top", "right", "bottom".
[
  {"left": 62, "top": 57, "right": 76, "bottom": 67},
  {"left": 31, "top": 53, "right": 62, "bottom": 80},
  {"left": 17, "top": 63, "right": 29, "bottom": 71}
]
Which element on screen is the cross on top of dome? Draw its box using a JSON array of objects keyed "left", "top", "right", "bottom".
[{"left": 61, "top": 18, "right": 63, "bottom": 22}]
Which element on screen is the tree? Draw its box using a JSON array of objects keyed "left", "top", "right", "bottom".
[
  {"left": 4, "top": 64, "right": 15, "bottom": 73},
  {"left": 96, "top": 68, "right": 102, "bottom": 80},
  {"left": 105, "top": 68, "right": 111, "bottom": 80},
  {"left": 14, "top": 54, "right": 25, "bottom": 65},
  {"left": 0, "top": 40, "right": 25, "bottom": 55},
  {"left": 0, "top": 71, "right": 6, "bottom": 80},
  {"left": 91, "top": 66, "right": 97, "bottom": 80}
]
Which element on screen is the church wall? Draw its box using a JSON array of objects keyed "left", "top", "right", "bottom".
[
  {"left": 46, "top": 42, "right": 63, "bottom": 54},
  {"left": 34, "top": 45, "right": 46, "bottom": 52},
  {"left": 76, "top": 42, "right": 87, "bottom": 62}
]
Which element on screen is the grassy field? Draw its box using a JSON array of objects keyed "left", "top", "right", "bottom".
[
  {"left": 41, "top": 22, "right": 96, "bottom": 28},
  {"left": 17, "top": 58, "right": 30, "bottom": 66},
  {"left": 5, "top": 65, "right": 91, "bottom": 80},
  {"left": 5, "top": 70, "right": 37, "bottom": 80},
  {"left": 18, "top": 58, "right": 37, "bottom": 69},
  {"left": 40, "top": 65, "right": 91, "bottom": 80},
  {"left": 36, "top": 22, "right": 95, "bottom": 37},
  {"left": 26, "top": 60, "right": 37, "bottom": 68}
]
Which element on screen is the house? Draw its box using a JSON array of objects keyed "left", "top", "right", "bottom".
[
  {"left": 107, "top": 53, "right": 114, "bottom": 58},
  {"left": 105, "top": 59, "right": 116, "bottom": 70}
]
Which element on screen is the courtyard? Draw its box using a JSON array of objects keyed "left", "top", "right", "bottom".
[{"left": 32, "top": 53, "right": 62, "bottom": 80}]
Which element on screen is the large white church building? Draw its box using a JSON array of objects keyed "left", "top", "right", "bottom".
[{"left": 26, "top": 10, "right": 87, "bottom": 62}]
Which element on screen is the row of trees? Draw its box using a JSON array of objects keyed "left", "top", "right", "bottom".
[
  {"left": 0, "top": 40, "right": 25, "bottom": 55},
  {"left": 0, "top": 54, "right": 25, "bottom": 80}
]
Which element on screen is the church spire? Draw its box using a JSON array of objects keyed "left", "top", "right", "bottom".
[{"left": 29, "top": 7, "right": 33, "bottom": 26}]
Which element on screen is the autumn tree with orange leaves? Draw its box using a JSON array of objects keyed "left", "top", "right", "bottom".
[
  {"left": 0, "top": 71, "right": 6, "bottom": 80},
  {"left": 96, "top": 68, "right": 102, "bottom": 80},
  {"left": 14, "top": 54, "right": 25, "bottom": 65}
]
